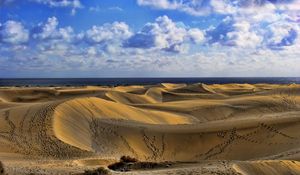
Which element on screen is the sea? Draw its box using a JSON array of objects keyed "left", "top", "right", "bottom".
[{"left": 0, "top": 77, "right": 299, "bottom": 87}]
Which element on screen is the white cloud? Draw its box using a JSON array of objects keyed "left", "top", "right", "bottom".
[
  {"left": 33, "top": 17, "right": 58, "bottom": 40},
  {"left": 205, "top": 13, "right": 300, "bottom": 50},
  {"left": 137, "top": 0, "right": 171, "bottom": 9},
  {"left": 33, "top": 17, "right": 75, "bottom": 42},
  {"left": 188, "top": 28, "right": 205, "bottom": 44},
  {"left": 225, "top": 20, "right": 262, "bottom": 48},
  {"left": 136, "top": 0, "right": 299, "bottom": 51},
  {"left": 0, "top": 20, "right": 29, "bottom": 44},
  {"left": 85, "top": 22, "right": 132, "bottom": 44},
  {"left": 137, "top": 0, "right": 212, "bottom": 16},
  {"left": 265, "top": 21, "right": 299, "bottom": 49},
  {"left": 125, "top": 15, "right": 205, "bottom": 53},
  {"left": 210, "top": 0, "right": 236, "bottom": 14},
  {"left": 137, "top": 0, "right": 299, "bottom": 16},
  {"left": 87, "top": 46, "right": 97, "bottom": 56},
  {"left": 27, "top": 17, "right": 133, "bottom": 58},
  {"left": 108, "top": 6, "right": 123, "bottom": 11},
  {"left": 1, "top": 0, "right": 84, "bottom": 10},
  {"left": 31, "top": 0, "right": 83, "bottom": 8},
  {"left": 206, "top": 17, "right": 263, "bottom": 48},
  {"left": 0, "top": 11, "right": 299, "bottom": 77},
  {"left": 89, "top": 6, "right": 123, "bottom": 13},
  {"left": 1, "top": 0, "right": 83, "bottom": 16},
  {"left": 29, "top": 17, "right": 82, "bottom": 58}
]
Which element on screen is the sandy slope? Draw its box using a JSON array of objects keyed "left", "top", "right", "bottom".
[{"left": 0, "top": 83, "right": 300, "bottom": 174}]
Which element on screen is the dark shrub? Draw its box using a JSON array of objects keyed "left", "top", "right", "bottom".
[
  {"left": 135, "top": 162, "right": 160, "bottom": 169},
  {"left": 0, "top": 161, "right": 5, "bottom": 175},
  {"left": 107, "top": 161, "right": 129, "bottom": 172},
  {"left": 108, "top": 156, "right": 172, "bottom": 172},
  {"left": 83, "top": 167, "right": 110, "bottom": 175},
  {"left": 120, "top": 156, "right": 138, "bottom": 163}
]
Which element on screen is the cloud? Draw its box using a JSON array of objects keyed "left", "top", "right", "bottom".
[
  {"left": 226, "top": 21, "right": 262, "bottom": 48},
  {"left": 0, "top": 20, "right": 29, "bottom": 44},
  {"left": 32, "top": 0, "right": 83, "bottom": 15},
  {"left": 0, "top": 13, "right": 299, "bottom": 77},
  {"left": 0, "top": 0, "right": 83, "bottom": 15},
  {"left": 137, "top": 0, "right": 299, "bottom": 16},
  {"left": 85, "top": 22, "right": 132, "bottom": 44},
  {"left": 0, "top": 17, "right": 133, "bottom": 62},
  {"left": 137, "top": 0, "right": 214, "bottom": 16},
  {"left": 89, "top": 6, "right": 123, "bottom": 13},
  {"left": 125, "top": 15, "right": 205, "bottom": 53},
  {"left": 32, "top": 17, "right": 59, "bottom": 40},
  {"left": 28, "top": 17, "right": 84, "bottom": 58},
  {"left": 32, "top": 17, "right": 75, "bottom": 42},
  {"left": 89, "top": 6, "right": 101, "bottom": 12},
  {"left": 206, "top": 14, "right": 299, "bottom": 49},
  {"left": 265, "top": 21, "right": 299, "bottom": 49},
  {"left": 206, "top": 17, "right": 262, "bottom": 48},
  {"left": 188, "top": 28, "right": 205, "bottom": 44},
  {"left": 86, "top": 46, "right": 97, "bottom": 56},
  {"left": 108, "top": 6, "right": 123, "bottom": 11},
  {"left": 23, "top": 17, "right": 133, "bottom": 57},
  {"left": 30, "top": 0, "right": 82, "bottom": 8},
  {"left": 1, "top": 0, "right": 83, "bottom": 8}
]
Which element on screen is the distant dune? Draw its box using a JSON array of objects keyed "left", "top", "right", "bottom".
[{"left": 0, "top": 83, "right": 300, "bottom": 174}]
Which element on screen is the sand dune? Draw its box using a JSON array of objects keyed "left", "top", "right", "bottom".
[
  {"left": 232, "top": 160, "right": 300, "bottom": 175},
  {"left": 106, "top": 91, "right": 158, "bottom": 104},
  {"left": 0, "top": 83, "right": 299, "bottom": 174}
]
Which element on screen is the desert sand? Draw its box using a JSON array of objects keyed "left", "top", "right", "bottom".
[{"left": 0, "top": 83, "right": 300, "bottom": 174}]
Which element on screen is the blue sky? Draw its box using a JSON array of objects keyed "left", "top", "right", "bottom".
[{"left": 0, "top": 0, "right": 299, "bottom": 77}]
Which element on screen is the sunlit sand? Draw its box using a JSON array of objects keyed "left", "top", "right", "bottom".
[{"left": 0, "top": 83, "right": 300, "bottom": 174}]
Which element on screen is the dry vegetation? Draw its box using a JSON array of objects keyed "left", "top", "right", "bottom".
[
  {"left": 108, "top": 156, "right": 172, "bottom": 172},
  {"left": 0, "top": 161, "right": 6, "bottom": 175},
  {"left": 82, "top": 167, "right": 110, "bottom": 175}
]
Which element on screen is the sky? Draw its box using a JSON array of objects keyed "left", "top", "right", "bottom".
[{"left": 0, "top": 0, "right": 299, "bottom": 78}]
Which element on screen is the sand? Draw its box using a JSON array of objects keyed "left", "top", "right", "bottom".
[{"left": 0, "top": 83, "right": 300, "bottom": 174}]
